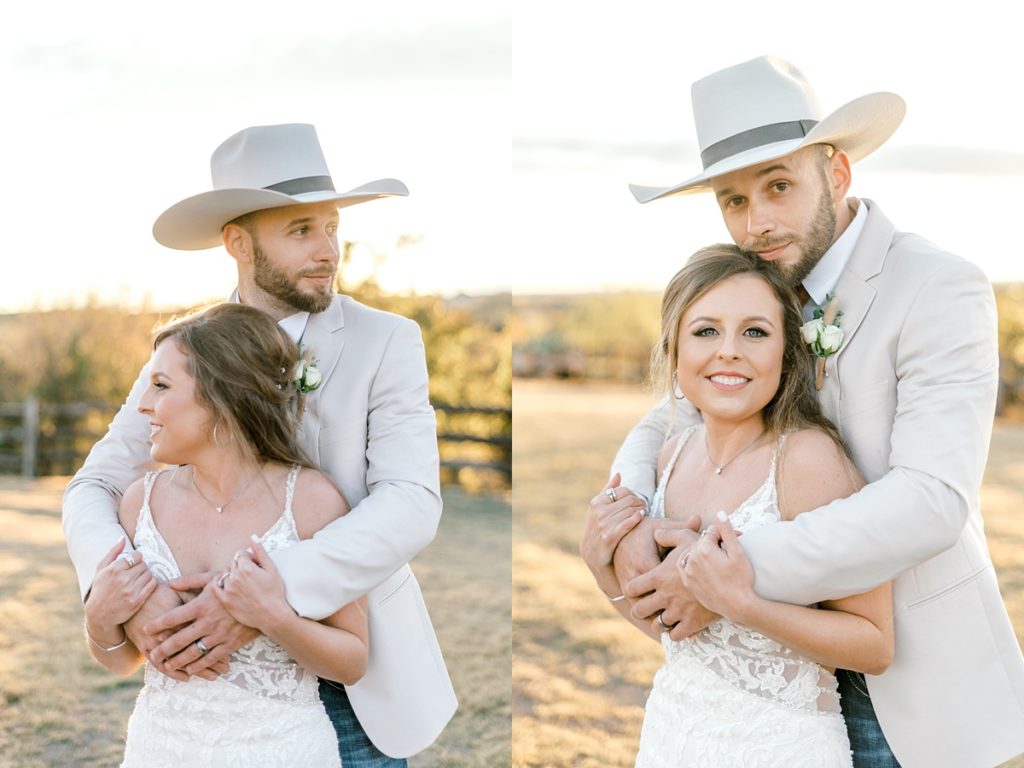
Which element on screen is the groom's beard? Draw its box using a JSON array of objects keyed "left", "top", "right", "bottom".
[
  {"left": 253, "top": 241, "right": 335, "bottom": 314},
  {"left": 745, "top": 179, "right": 837, "bottom": 288}
]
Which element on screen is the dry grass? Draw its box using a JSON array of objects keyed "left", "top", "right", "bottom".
[
  {"left": 0, "top": 479, "right": 509, "bottom": 768},
  {"left": 512, "top": 378, "right": 1024, "bottom": 768}
]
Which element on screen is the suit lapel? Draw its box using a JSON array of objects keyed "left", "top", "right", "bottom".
[
  {"left": 826, "top": 199, "right": 895, "bottom": 400},
  {"left": 296, "top": 296, "right": 346, "bottom": 445}
]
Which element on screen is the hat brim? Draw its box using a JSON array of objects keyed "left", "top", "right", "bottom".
[
  {"left": 153, "top": 178, "right": 409, "bottom": 250},
  {"left": 630, "top": 92, "right": 906, "bottom": 204}
]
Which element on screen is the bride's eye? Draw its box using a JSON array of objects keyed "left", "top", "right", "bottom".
[
  {"left": 694, "top": 327, "right": 718, "bottom": 337},
  {"left": 744, "top": 327, "right": 769, "bottom": 338}
]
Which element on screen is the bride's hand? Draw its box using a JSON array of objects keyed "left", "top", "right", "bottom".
[
  {"left": 86, "top": 537, "right": 158, "bottom": 635},
  {"left": 581, "top": 473, "right": 647, "bottom": 572},
  {"left": 214, "top": 536, "right": 294, "bottom": 634},
  {"left": 679, "top": 513, "right": 755, "bottom": 621}
]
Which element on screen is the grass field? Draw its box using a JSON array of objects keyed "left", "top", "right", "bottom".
[
  {"left": 0, "top": 480, "right": 510, "bottom": 768},
  {"left": 512, "top": 378, "right": 1024, "bottom": 768}
]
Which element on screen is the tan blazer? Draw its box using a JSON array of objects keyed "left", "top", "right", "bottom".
[
  {"left": 63, "top": 295, "right": 457, "bottom": 759},
  {"left": 614, "top": 200, "right": 1024, "bottom": 767}
]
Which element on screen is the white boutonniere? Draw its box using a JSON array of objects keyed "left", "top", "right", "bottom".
[
  {"left": 293, "top": 358, "right": 322, "bottom": 394},
  {"left": 800, "top": 294, "right": 843, "bottom": 390},
  {"left": 292, "top": 347, "right": 321, "bottom": 420}
]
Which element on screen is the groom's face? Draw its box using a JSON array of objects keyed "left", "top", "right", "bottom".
[
  {"left": 244, "top": 201, "right": 341, "bottom": 314},
  {"left": 710, "top": 145, "right": 841, "bottom": 287}
]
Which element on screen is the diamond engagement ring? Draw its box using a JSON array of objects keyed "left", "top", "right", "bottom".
[
  {"left": 605, "top": 488, "right": 618, "bottom": 502},
  {"left": 120, "top": 552, "right": 136, "bottom": 567},
  {"left": 196, "top": 638, "right": 210, "bottom": 655}
]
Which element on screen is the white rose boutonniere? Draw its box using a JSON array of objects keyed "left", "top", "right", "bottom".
[
  {"left": 292, "top": 347, "right": 321, "bottom": 420},
  {"left": 294, "top": 358, "right": 322, "bottom": 394},
  {"left": 800, "top": 294, "right": 843, "bottom": 390}
]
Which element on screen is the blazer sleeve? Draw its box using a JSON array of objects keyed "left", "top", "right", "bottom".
[
  {"left": 273, "top": 318, "right": 443, "bottom": 619},
  {"left": 62, "top": 360, "right": 156, "bottom": 599},
  {"left": 611, "top": 396, "right": 701, "bottom": 504},
  {"left": 741, "top": 258, "right": 998, "bottom": 604}
]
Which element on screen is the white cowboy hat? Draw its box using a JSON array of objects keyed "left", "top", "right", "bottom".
[
  {"left": 629, "top": 56, "right": 905, "bottom": 203},
  {"left": 153, "top": 123, "right": 408, "bottom": 250}
]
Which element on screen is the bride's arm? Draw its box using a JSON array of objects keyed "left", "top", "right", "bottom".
[
  {"left": 215, "top": 470, "right": 369, "bottom": 684},
  {"left": 682, "top": 430, "right": 894, "bottom": 675}
]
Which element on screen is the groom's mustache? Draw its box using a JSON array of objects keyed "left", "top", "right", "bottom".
[{"left": 744, "top": 237, "right": 792, "bottom": 253}]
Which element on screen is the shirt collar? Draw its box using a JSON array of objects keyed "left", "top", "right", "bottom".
[
  {"left": 228, "top": 288, "right": 310, "bottom": 343},
  {"left": 277, "top": 311, "right": 311, "bottom": 344},
  {"left": 802, "top": 198, "right": 867, "bottom": 307}
]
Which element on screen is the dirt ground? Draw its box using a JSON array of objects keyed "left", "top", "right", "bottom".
[
  {"left": 512, "top": 378, "right": 1024, "bottom": 768},
  {"left": 0, "top": 480, "right": 510, "bottom": 768}
]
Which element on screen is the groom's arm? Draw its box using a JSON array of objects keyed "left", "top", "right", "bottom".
[
  {"left": 62, "top": 360, "right": 156, "bottom": 598},
  {"left": 272, "top": 317, "right": 442, "bottom": 619},
  {"left": 609, "top": 398, "right": 700, "bottom": 582},
  {"left": 742, "top": 256, "right": 997, "bottom": 605},
  {"left": 611, "top": 395, "right": 672, "bottom": 505}
]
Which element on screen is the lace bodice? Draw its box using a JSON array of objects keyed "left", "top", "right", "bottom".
[
  {"left": 133, "top": 466, "right": 320, "bottom": 705},
  {"left": 650, "top": 426, "right": 841, "bottom": 716}
]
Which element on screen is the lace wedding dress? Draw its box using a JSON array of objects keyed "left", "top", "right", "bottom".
[
  {"left": 635, "top": 428, "right": 852, "bottom": 768},
  {"left": 121, "top": 466, "right": 341, "bottom": 768}
]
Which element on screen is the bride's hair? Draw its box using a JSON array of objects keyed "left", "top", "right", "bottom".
[
  {"left": 652, "top": 244, "right": 845, "bottom": 450},
  {"left": 152, "top": 303, "right": 316, "bottom": 469}
]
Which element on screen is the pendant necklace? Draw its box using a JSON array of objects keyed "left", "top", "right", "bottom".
[
  {"left": 192, "top": 466, "right": 261, "bottom": 513},
  {"left": 704, "top": 428, "right": 767, "bottom": 476}
]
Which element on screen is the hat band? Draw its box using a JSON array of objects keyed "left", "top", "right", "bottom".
[
  {"left": 263, "top": 175, "right": 337, "bottom": 195},
  {"left": 701, "top": 119, "right": 819, "bottom": 170}
]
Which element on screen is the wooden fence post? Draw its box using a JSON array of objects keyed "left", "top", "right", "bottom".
[{"left": 22, "top": 396, "right": 39, "bottom": 478}]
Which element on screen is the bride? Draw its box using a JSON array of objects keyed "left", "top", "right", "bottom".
[
  {"left": 581, "top": 246, "right": 893, "bottom": 767},
  {"left": 81, "top": 303, "right": 366, "bottom": 767}
]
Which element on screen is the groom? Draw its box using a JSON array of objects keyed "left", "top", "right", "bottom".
[
  {"left": 63, "top": 124, "right": 457, "bottom": 766},
  {"left": 606, "top": 57, "right": 1024, "bottom": 767}
]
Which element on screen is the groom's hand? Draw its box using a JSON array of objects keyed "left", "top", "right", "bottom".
[
  {"left": 123, "top": 582, "right": 188, "bottom": 680},
  {"left": 612, "top": 515, "right": 676, "bottom": 588},
  {"left": 145, "top": 571, "right": 259, "bottom": 680},
  {"left": 626, "top": 526, "right": 718, "bottom": 640}
]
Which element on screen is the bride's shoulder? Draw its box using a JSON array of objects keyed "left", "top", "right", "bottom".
[
  {"left": 290, "top": 467, "right": 350, "bottom": 539},
  {"left": 777, "top": 429, "right": 860, "bottom": 519},
  {"left": 780, "top": 428, "right": 844, "bottom": 460}
]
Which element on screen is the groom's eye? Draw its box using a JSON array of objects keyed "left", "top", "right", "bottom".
[{"left": 694, "top": 327, "right": 718, "bottom": 337}]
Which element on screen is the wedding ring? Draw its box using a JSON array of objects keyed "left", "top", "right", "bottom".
[
  {"left": 605, "top": 488, "right": 618, "bottom": 502},
  {"left": 218, "top": 571, "right": 229, "bottom": 589},
  {"left": 656, "top": 613, "right": 674, "bottom": 632},
  {"left": 120, "top": 552, "right": 136, "bottom": 567},
  {"left": 196, "top": 638, "right": 210, "bottom": 655}
]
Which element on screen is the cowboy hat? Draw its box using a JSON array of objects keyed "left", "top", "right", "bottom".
[
  {"left": 629, "top": 56, "right": 905, "bottom": 203},
  {"left": 153, "top": 123, "right": 408, "bottom": 250}
]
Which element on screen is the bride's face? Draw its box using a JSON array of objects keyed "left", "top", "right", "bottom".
[
  {"left": 137, "top": 339, "right": 214, "bottom": 464},
  {"left": 675, "top": 274, "right": 785, "bottom": 424}
]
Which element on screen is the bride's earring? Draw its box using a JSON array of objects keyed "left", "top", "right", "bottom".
[{"left": 672, "top": 372, "right": 686, "bottom": 401}]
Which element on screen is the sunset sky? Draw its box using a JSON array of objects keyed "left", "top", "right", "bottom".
[{"left": 2, "top": 1, "right": 1022, "bottom": 311}]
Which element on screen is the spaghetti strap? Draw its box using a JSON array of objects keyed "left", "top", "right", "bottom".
[
  {"left": 282, "top": 465, "right": 301, "bottom": 527},
  {"left": 137, "top": 470, "right": 161, "bottom": 527},
  {"left": 651, "top": 425, "right": 699, "bottom": 519}
]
